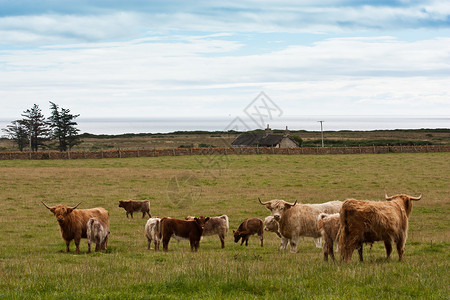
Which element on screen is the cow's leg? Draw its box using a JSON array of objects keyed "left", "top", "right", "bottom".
[
  {"left": 103, "top": 234, "right": 108, "bottom": 250},
  {"left": 65, "top": 240, "right": 71, "bottom": 252},
  {"left": 396, "top": 237, "right": 406, "bottom": 262},
  {"left": 219, "top": 234, "right": 225, "bottom": 248},
  {"left": 245, "top": 236, "right": 249, "bottom": 246},
  {"left": 147, "top": 237, "right": 152, "bottom": 250},
  {"left": 147, "top": 211, "right": 152, "bottom": 218},
  {"left": 142, "top": 211, "right": 145, "bottom": 218},
  {"left": 162, "top": 236, "right": 170, "bottom": 252},
  {"left": 130, "top": 212, "right": 133, "bottom": 219},
  {"left": 289, "top": 236, "right": 300, "bottom": 253},
  {"left": 358, "top": 244, "right": 364, "bottom": 262},
  {"left": 327, "top": 239, "right": 335, "bottom": 261},
  {"left": 259, "top": 233, "right": 263, "bottom": 247},
  {"left": 384, "top": 240, "right": 393, "bottom": 259},
  {"left": 155, "top": 240, "right": 160, "bottom": 252},
  {"left": 87, "top": 241, "right": 91, "bottom": 253},
  {"left": 74, "top": 238, "right": 81, "bottom": 254},
  {"left": 314, "top": 237, "right": 322, "bottom": 248},
  {"left": 280, "top": 237, "right": 288, "bottom": 250}
]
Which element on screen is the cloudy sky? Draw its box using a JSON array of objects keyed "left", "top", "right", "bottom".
[{"left": 1, "top": 0, "right": 449, "bottom": 133}]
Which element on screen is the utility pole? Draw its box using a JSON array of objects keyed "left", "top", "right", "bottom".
[{"left": 318, "top": 121, "right": 324, "bottom": 147}]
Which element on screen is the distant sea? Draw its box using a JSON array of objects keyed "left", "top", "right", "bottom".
[{"left": 1, "top": 116, "right": 449, "bottom": 135}]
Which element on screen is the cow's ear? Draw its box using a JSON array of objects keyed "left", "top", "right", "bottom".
[
  {"left": 205, "top": 217, "right": 210, "bottom": 222},
  {"left": 66, "top": 208, "right": 74, "bottom": 214},
  {"left": 232, "top": 230, "right": 236, "bottom": 234},
  {"left": 49, "top": 207, "right": 56, "bottom": 214},
  {"left": 194, "top": 217, "right": 198, "bottom": 222}
]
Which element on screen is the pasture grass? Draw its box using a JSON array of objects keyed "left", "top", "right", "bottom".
[{"left": 0, "top": 153, "right": 449, "bottom": 299}]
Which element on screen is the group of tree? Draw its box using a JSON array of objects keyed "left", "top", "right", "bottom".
[{"left": 2, "top": 102, "right": 81, "bottom": 152}]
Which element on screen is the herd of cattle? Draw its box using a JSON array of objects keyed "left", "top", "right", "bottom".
[{"left": 41, "top": 192, "right": 421, "bottom": 262}]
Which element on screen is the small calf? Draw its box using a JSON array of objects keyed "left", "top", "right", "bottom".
[
  {"left": 233, "top": 218, "right": 264, "bottom": 247},
  {"left": 264, "top": 216, "right": 281, "bottom": 238},
  {"left": 317, "top": 213, "right": 341, "bottom": 261},
  {"left": 145, "top": 217, "right": 161, "bottom": 251},
  {"left": 87, "top": 218, "right": 109, "bottom": 253},
  {"left": 186, "top": 215, "right": 229, "bottom": 248},
  {"left": 118, "top": 200, "right": 151, "bottom": 219},
  {"left": 159, "top": 216, "right": 210, "bottom": 252}
]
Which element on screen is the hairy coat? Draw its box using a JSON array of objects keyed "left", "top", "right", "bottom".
[
  {"left": 87, "top": 218, "right": 109, "bottom": 253},
  {"left": 259, "top": 198, "right": 342, "bottom": 253},
  {"left": 186, "top": 215, "right": 229, "bottom": 248},
  {"left": 233, "top": 218, "right": 264, "bottom": 247},
  {"left": 339, "top": 193, "right": 421, "bottom": 263},
  {"left": 118, "top": 200, "right": 151, "bottom": 218},
  {"left": 159, "top": 217, "right": 210, "bottom": 252},
  {"left": 145, "top": 217, "right": 161, "bottom": 251},
  {"left": 41, "top": 201, "right": 109, "bottom": 254},
  {"left": 264, "top": 216, "right": 281, "bottom": 238}
]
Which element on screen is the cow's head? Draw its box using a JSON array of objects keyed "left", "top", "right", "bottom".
[
  {"left": 385, "top": 193, "right": 421, "bottom": 216},
  {"left": 258, "top": 198, "right": 297, "bottom": 221},
  {"left": 118, "top": 200, "right": 127, "bottom": 208},
  {"left": 264, "top": 216, "right": 279, "bottom": 232},
  {"left": 41, "top": 201, "right": 81, "bottom": 225},
  {"left": 194, "top": 216, "right": 210, "bottom": 230},
  {"left": 233, "top": 230, "right": 245, "bottom": 243}
]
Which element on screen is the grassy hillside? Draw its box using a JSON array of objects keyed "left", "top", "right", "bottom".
[
  {"left": 0, "top": 153, "right": 449, "bottom": 298},
  {"left": 1, "top": 129, "right": 449, "bottom": 152}
]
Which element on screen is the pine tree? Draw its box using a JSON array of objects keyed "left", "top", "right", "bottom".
[
  {"left": 21, "top": 104, "right": 49, "bottom": 151},
  {"left": 1, "top": 120, "right": 29, "bottom": 151},
  {"left": 48, "top": 102, "right": 81, "bottom": 151}
]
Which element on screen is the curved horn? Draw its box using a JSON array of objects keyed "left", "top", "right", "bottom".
[
  {"left": 258, "top": 197, "right": 269, "bottom": 205},
  {"left": 291, "top": 200, "right": 298, "bottom": 206},
  {"left": 69, "top": 202, "right": 82, "bottom": 210},
  {"left": 41, "top": 201, "right": 55, "bottom": 210},
  {"left": 385, "top": 191, "right": 394, "bottom": 200},
  {"left": 410, "top": 194, "right": 422, "bottom": 201}
]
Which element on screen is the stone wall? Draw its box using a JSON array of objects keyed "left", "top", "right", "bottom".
[{"left": 0, "top": 145, "right": 448, "bottom": 160}]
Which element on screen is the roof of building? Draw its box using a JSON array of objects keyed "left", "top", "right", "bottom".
[{"left": 231, "top": 133, "right": 297, "bottom": 147}]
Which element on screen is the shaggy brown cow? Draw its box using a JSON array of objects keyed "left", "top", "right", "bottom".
[
  {"left": 185, "top": 215, "right": 229, "bottom": 248},
  {"left": 339, "top": 193, "right": 421, "bottom": 263},
  {"left": 118, "top": 200, "right": 151, "bottom": 218},
  {"left": 233, "top": 218, "right": 264, "bottom": 247},
  {"left": 42, "top": 201, "right": 109, "bottom": 254},
  {"left": 87, "top": 218, "right": 109, "bottom": 253},
  {"left": 159, "top": 216, "right": 210, "bottom": 252}
]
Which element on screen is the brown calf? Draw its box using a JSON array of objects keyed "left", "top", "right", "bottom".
[
  {"left": 42, "top": 201, "right": 109, "bottom": 254},
  {"left": 339, "top": 193, "right": 421, "bottom": 263},
  {"left": 159, "top": 216, "right": 210, "bottom": 252},
  {"left": 185, "top": 215, "right": 229, "bottom": 248},
  {"left": 233, "top": 218, "right": 264, "bottom": 247},
  {"left": 118, "top": 200, "right": 151, "bottom": 219}
]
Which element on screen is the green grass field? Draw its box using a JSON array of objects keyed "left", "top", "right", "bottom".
[{"left": 0, "top": 153, "right": 449, "bottom": 299}]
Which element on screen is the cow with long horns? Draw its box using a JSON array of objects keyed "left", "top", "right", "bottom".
[
  {"left": 259, "top": 198, "right": 342, "bottom": 253},
  {"left": 339, "top": 193, "right": 421, "bottom": 263},
  {"left": 41, "top": 201, "right": 109, "bottom": 254}
]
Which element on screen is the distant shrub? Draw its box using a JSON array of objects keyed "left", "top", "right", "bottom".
[
  {"left": 198, "top": 143, "right": 216, "bottom": 148},
  {"left": 291, "top": 135, "right": 303, "bottom": 146},
  {"left": 178, "top": 144, "right": 194, "bottom": 148}
]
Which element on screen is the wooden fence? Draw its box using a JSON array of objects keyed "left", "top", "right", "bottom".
[{"left": 0, "top": 145, "right": 449, "bottom": 160}]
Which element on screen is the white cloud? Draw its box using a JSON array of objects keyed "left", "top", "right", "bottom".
[{"left": 0, "top": 34, "right": 448, "bottom": 120}]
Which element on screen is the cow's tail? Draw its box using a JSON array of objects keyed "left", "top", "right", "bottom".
[
  {"left": 339, "top": 207, "right": 349, "bottom": 261},
  {"left": 223, "top": 215, "right": 229, "bottom": 234},
  {"left": 87, "top": 218, "right": 95, "bottom": 228},
  {"left": 317, "top": 213, "right": 327, "bottom": 232}
]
